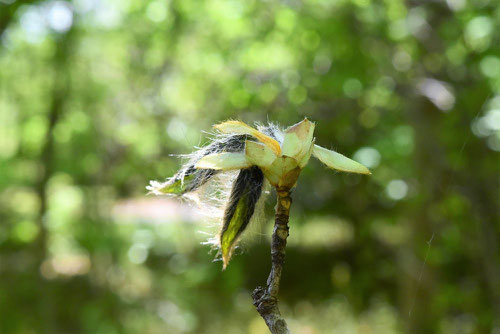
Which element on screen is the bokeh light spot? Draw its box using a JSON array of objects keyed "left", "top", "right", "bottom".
[
  {"left": 47, "top": 1, "right": 74, "bottom": 33},
  {"left": 386, "top": 179, "right": 408, "bottom": 200},
  {"left": 288, "top": 86, "right": 307, "bottom": 105},
  {"left": 464, "top": 16, "right": 493, "bottom": 51},
  {"left": 343, "top": 78, "right": 363, "bottom": 98},
  {"left": 12, "top": 220, "right": 40, "bottom": 243},
  {"left": 353, "top": 147, "right": 381, "bottom": 169},
  {"left": 128, "top": 244, "right": 149, "bottom": 264},
  {"left": 146, "top": 0, "right": 168, "bottom": 22},
  {"left": 479, "top": 56, "right": 500, "bottom": 79}
]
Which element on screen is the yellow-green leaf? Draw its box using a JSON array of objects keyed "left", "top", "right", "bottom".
[
  {"left": 220, "top": 167, "right": 264, "bottom": 269},
  {"left": 214, "top": 120, "right": 282, "bottom": 156},
  {"left": 220, "top": 194, "right": 248, "bottom": 268},
  {"left": 147, "top": 174, "right": 196, "bottom": 195}
]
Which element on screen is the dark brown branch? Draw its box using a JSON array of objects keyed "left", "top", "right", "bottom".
[{"left": 252, "top": 188, "right": 291, "bottom": 334}]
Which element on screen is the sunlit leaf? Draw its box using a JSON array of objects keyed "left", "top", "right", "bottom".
[
  {"left": 245, "top": 140, "right": 277, "bottom": 168},
  {"left": 298, "top": 138, "right": 315, "bottom": 168},
  {"left": 214, "top": 120, "right": 282, "bottom": 156},
  {"left": 195, "top": 152, "right": 251, "bottom": 170},
  {"left": 281, "top": 118, "right": 315, "bottom": 159},
  {"left": 147, "top": 174, "right": 195, "bottom": 195},
  {"left": 313, "top": 145, "right": 371, "bottom": 175},
  {"left": 262, "top": 156, "right": 301, "bottom": 188}
]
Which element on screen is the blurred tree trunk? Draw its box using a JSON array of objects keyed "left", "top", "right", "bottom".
[
  {"left": 403, "top": 100, "right": 441, "bottom": 333},
  {"left": 456, "top": 124, "right": 500, "bottom": 320},
  {"left": 406, "top": 98, "right": 500, "bottom": 331},
  {"left": 34, "top": 29, "right": 76, "bottom": 332}
]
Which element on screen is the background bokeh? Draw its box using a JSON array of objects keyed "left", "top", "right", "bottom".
[{"left": 1, "top": 0, "right": 499, "bottom": 333}]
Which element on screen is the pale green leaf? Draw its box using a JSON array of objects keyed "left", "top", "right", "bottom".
[
  {"left": 281, "top": 118, "right": 315, "bottom": 159},
  {"left": 262, "top": 156, "right": 300, "bottom": 188},
  {"left": 195, "top": 152, "right": 251, "bottom": 170},
  {"left": 245, "top": 140, "right": 276, "bottom": 168},
  {"left": 313, "top": 144, "right": 371, "bottom": 175},
  {"left": 298, "top": 138, "right": 315, "bottom": 168}
]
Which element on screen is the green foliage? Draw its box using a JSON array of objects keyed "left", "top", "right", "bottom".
[
  {"left": 0, "top": 0, "right": 499, "bottom": 333},
  {"left": 221, "top": 194, "right": 249, "bottom": 267},
  {"left": 220, "top": 166, "right": 264, "bottom": 268},
  {"left": 157, "top": 175, "right": 195, "bottom": 195}
]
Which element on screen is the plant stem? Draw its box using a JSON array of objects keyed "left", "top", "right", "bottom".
[{"left": 252, "top": 188, "right": 291, "bottom": 334}]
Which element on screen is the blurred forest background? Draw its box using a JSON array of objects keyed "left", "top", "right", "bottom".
[{"left": 0, "top": 0, "right": 499, "bottom": 333}]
